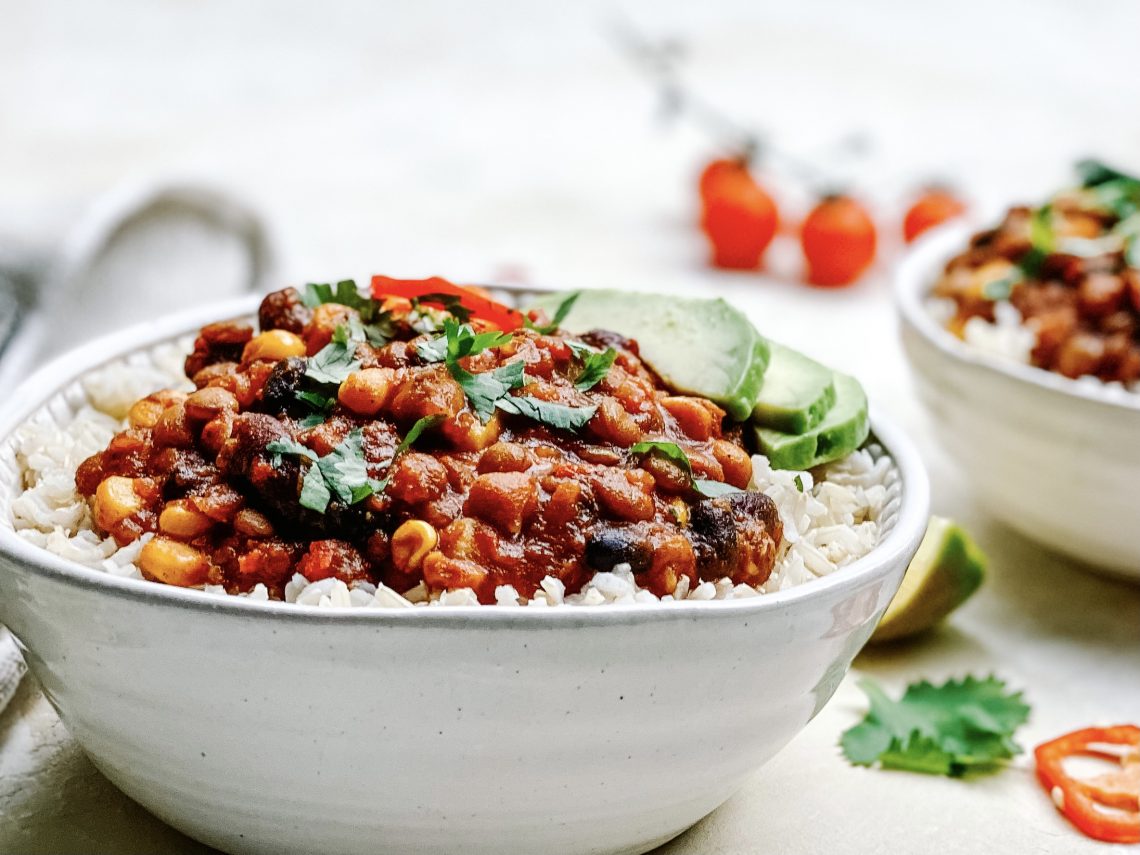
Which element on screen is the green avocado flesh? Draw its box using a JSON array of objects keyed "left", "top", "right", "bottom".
[
  {"left": 753, "top": 341, "right": 837, "bottom": 434},
  {"left": 752, "top": 372, "right": 869, "bottom": 470},
  {"left": 530, "top": 290, "right": 768, "bottom": 421}
]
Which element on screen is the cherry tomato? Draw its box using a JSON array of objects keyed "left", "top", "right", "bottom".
[
  {"left": 699, "top": 157, "right": 749, "bottom": 200},
  {"left": 904, "top": 187, "right": 966, "bottom": 243},
  {"left": 699, "top": 160, "right": 779, "bottom": 270},
  {"left": 800, "top": 195, "right": 877, "bottom": 287}
]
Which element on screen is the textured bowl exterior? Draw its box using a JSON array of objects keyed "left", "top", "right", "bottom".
[
  {"left": 896, "top": 225, "right": 1140, "bottom": 581},
  {"left": 0, "top": 297, "right": 930, "bottom": 855}
]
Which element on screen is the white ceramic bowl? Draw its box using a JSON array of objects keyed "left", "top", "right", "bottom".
[
  {"left": 0, "top": 299, "right": 930, "bottom": 855},
  {"left": 896, "top": 224, "right": 1140, "bottom": 582}
]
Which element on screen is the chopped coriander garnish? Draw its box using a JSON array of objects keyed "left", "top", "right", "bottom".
[
  {"left": 303, "top": 280, "right": 394, "bottom": 344},
  {"left": 629, "top": 440, "right": 742, "bottom": 498},
  {"left": 496, "top": 395, "right": 596, "bottom": 430},
  {"left": 416, "top": 320, "right": 523, "bottom": 421},
  {"left": 267, "top": 429, "right": 385, "bottom": 514},
  {"left": 412, "top": 293, "right": 472, "bottom": 324},
  {"left": 574, "top": 347, "right": 617, "bottom": 391},
  {"left": 793, "top": 475, "right": 805, "bottom": 493},
  {"left": 416, "top": 319, "right": 513, "bottom": 364},
  {"left": 840, "top": 675, "right": 1030, "bottom": 778},
  {"left": 452, "top": 360, "right": 526, "bottom": 422},
  {"left": 525, "top": 291, "right": 580, "bottom": 335},
  {"left": 305, "top": 325, "right": 361, "bottom": 386},
  {"left": 566, "top": 339, "right": 600, "bottom": 358},
  {"left": 981, "top": 274, "right": 1020, "bottom": 302},
  {"left": 1018, "top": 205, "right": 1054, "bottom": 276},
  {"left": 392, "top": 415, "right": 443, "bottom": 458}
]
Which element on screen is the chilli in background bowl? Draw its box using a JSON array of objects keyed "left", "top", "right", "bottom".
[{"left": 896, "top": 223, "right": 1140, "bottom": 581}]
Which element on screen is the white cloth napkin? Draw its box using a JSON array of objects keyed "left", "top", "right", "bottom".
[{"left": 0, "top": 627, "right": 25, "bottom": 714}]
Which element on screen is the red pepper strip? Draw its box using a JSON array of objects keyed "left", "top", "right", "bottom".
[
  {"left": 1035, "top": 725, "right": 1140, "bottom": 844},
  {"left": 370, "top": 276, "right": 524, "bottom": 331}
]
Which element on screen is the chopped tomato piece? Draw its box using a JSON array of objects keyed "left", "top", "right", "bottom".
[
  {"left": 1035, "top": 725, "right": 1140, "bottom": 844},
  {"left": 370, "top": 276, "right": 524, "bottom": 331}
]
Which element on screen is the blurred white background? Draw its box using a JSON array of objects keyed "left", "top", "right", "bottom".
[{"left": 2, "top": 3, "right": 1139, "bottom": 853}]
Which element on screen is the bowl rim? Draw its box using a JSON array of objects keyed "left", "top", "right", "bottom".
[
  {"left": 894, "top": 222, "right": 1140, "bottom": 414},
  {"left": 0, "top": 294, "right": 930, "bottom": 626}
]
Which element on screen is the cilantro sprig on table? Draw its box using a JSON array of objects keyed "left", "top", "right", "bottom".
[
  {"left": 840, "top": 675, "right": 1030, "bottom": 778},
  {"left": 629, "top": 440, "right": 742, "bottom": 498}
]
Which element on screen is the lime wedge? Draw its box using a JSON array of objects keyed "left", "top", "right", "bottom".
[{"left": 871, "top": 517, "right": 986, "bottom": 643}]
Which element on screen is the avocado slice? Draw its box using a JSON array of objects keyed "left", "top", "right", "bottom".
[
  {"left": 753, "top": 342, "right": 837, "bottom": 434},
  {"left": 871, "top": 517, "right": 986, "bottom": 643},
  {"left": 530, "top": 290, "right": 768, "bottom": 421},
  {"left": 752, "top": 372, "right": 869, "bottom": 470}
]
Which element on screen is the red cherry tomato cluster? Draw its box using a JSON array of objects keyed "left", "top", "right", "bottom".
[{"left": 697, "top": 158, "right": 967, "bottom": 287}]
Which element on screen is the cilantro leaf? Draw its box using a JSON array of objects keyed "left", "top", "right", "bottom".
[
  {"left": 415, "top": 335, "right": 450, "bottom": 363},
  {"left": 416, "top": 320, "right": 512, "bottom": 364},
  {"left": 629, "top": 441, "right": 741, "bottom": 497},
  {"left": 305, "top": 325, "right": 361, "bottom": 386},
  {"left": 303, "top": 280, "right": 393, "bottom": 343},
  {"left": 574, "top": 347, "right": 617, "bottom": 391},
  {"left": 496, "top": 395, "right": 597, "bottom": 430},
  {"left": 393, "top": 415, "right": 443, "bottom": 458},
  {"left": 451, "top": 360, "right": 526, "bottom": 422},
  {"left": 693, "top": 479, "right": 743, "bottom": 498},
  {"left": 267, "top": 437, "right": 317, "bottom": 464},
  {"left": 526, "top": 291, "right": 580, "bottom": 335},
  {"left": 412, "top": 293, "right": 472, "bottom": 324},
  {"left": 267, "top": 429, "right": 383, "bottom": 514},
  {"left": 840, "top": 676, "right": 1031, "bottom": 778},
  {"left": 299, "top": 465, "right": 333, "bottom": 512},
  {"left": 296, "top": 390, "right": 335, "bottom": 412},
  {"left": 1076, "top": 158, "right": 1140, "bottom": 188},
  {"left": 981, "top": 273, "right": 1021, "bottom": 302},
  {"left": 419, "top": 320, "right": 524, "bottom": 421},
  {"left": 566, "top": 339, "right": 599, "bottom": 358}
]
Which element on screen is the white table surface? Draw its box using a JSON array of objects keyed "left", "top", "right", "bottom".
[{"left": 1, "top": 2, "right": 1139, "bottom": 852}]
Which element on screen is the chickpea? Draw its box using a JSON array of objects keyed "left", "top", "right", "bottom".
[
  {"left": 391, "top": 520, "right": 439, "bottom": 572},
  {"left": 199, "top": 412, "right": 234, "bottom": 456},
  {"left": 711, "top": 440, "right": 753, "bottom": 489},
  {"left": 153, "top": 403, "right": 194, "bottom": 449},
  {"left": 234, "top": 508, "right": 275, "bottom": 537},
  {"left": 93, "top": 476, "right": 145, "bottom": 531},
  {"left": 442, "top": 411, "right": 503, "bottom": 452},
  {"left": 159, "top": 500, "right": 213, "bottom": 539},
  {"left": 138, "top": 537, "right": 211, "bottom": 586},
  {"left": 128, "top": 399, "right": 164, "bottom": 429},
  {"left": 465, "top": 471, "right": 539, "bottom": 535},
  {"left": 661, "top": 396, "right": 718, "bottom": 441},
  {"left": 338, "top": 368, "right": 396, "bottom": 416},
  {"left": 185, "top": 386, "right": 239, "bottom": 422},
  {"left": 241, "top": 330, "right": 306, "bottom": 364},
  {"left": 589, "top": 396, "right": 641, "bottom": 448},
  {"left": 477, "top": 441, "right": 534, "bottom": 474}
]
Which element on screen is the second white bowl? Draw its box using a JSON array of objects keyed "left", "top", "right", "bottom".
[{"left": 896, "top": 225, "right": 1140, "bottom": 581}]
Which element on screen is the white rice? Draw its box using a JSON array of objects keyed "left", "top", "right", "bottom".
[
  {"left": 927, "top": 296, "right": 1140, "bottom": 394},
  {"left": 4, "top": 347, "right": 900, "bottom": 608}
]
